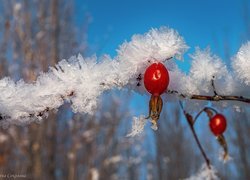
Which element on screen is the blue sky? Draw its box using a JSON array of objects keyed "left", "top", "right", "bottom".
[{"left": 76, "top": 0, "right": 248, "bottom": 63}]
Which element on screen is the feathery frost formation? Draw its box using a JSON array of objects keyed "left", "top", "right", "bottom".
[
  {"left": 185, "top": 163, "right": 219, "bottom": 180},
  {"left": 232, "top": 41, "right": 250, "bottom": 85},
  {"left": 0, "top": 27, "right": 249, "bottom": 125},
  {"left": 126, "top": 116, "right": 147, "bottom": 137}
]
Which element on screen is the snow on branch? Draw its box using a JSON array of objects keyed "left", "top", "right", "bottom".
[
  {"left": 0, "top": 27, "right": 249, "bottom": 125},
  {"left": 232, "top": 41, "right": 250, "bottom": 85},
  {"left": 0, "top": 27, "right": 187, "bottom": 125}
]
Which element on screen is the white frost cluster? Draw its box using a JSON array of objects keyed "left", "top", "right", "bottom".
[
  {"left": 186, "top": 48, "right": 228, "bottom": 94},
  {"left": 172, "top": 48, "right": 237, "bottom": 96},
  {"left": 126, "top": 116, "right": 147, "bottom": 137},
  {"left": 0, "top": 27, "right": 188, "bottom": 124},
  {"left": 0, "top": 27, "right": 249, "bottom": 125},
  {"left": 232, "top": 41, "right": 250, "bottom": 85},
  {"left": 185, "top": 163, "right": 219, "bottom": 180},
  {"left": 0, "top": 55, "right": 117, "bottom": 124}
]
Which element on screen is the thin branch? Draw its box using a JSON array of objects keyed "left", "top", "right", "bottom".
[
  {"left": 1, "top": 76, "right": 249, "bottom": 121},
  {"left": 167, "top": 90, "right": 250, "bottom": 103},
  {"left": 179, "top": 101, "right": 211, "bottom": 169}
]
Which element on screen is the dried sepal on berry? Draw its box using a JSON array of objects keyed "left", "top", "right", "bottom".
[
  {"left": 146, "top": 95, "right": 163, "bottom": 130},
  {"left": 216, "top": 134, "right": 228, "bottom": 161}
]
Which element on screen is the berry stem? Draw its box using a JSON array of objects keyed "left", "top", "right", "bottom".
[
  {"left": 179, "top": 101, "right": 211, "bottom": 169},
  {"left": 193, "top": 107, "right": 218, "bottom": 124}
]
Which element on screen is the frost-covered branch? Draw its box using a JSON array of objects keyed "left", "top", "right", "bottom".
[
  {"left": 167, "top": 90, "right": 250, "bottom": 103},
  {"left": 166, "top": 76, "right": 250, "bottom": 103},
  {"left": 0, "top": 27, "right": 249, "bottom": 125}
]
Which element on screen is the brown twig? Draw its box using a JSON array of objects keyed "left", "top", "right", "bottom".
[
  {"left": 167, "top": 90, "right": 250, "bottom": 103},
  {"left": 179, "top": 101, "right": 211, "bottom": 169},
  {"left": 168, "top": 76, "right": 250, "bottom": 103}
]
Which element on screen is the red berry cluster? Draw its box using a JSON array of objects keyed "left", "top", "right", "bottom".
[{"left": 142, "top": 61, "right": 229, "bottom": 164}]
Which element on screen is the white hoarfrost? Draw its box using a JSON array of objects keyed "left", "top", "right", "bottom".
[
  {"left": 126, "top": 116, "right": 147, "bottom": 137},
  {"left": 0, "top": 27, "right": 249, "bottom": 125},
  {"left": 186, "top": 48, "right": 228, "bottom": 95},
  {"left": 185, "top": 163, "right": 219, "bottom": 180},
  {"left": 232, "top": 41, "right": 250, "bottom": 85},
  {"left": 0, "top": 27, "right": 188, "bottom": 124}
]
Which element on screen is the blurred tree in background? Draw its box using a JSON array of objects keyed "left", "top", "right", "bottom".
[{"left": 0, "top": 0, "right": 249, "bottom": 180}]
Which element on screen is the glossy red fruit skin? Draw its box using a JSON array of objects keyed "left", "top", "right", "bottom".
[
  {"left": 209, "top": 114, "right": 227, "bottom": 136},
  {"left": 143, "top": 62, "right": 169, "bottom": 96}
]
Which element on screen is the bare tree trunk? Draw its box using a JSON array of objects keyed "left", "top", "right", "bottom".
[
  {"left": 47, "top": 1, "right": 60, "bottom": 179},
  {"left": 28, "top": 124, "right": 42, "bottom": 179}
]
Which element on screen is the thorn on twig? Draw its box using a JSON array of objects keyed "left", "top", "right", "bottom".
[
  {"left": 136, "top": 74, "right": 142, "bottom": 81},
  {"left": 68, "top": 91, "right": 74, "bottom": 96},
  {"left": 136, "top": 74, "right": 142, "bottom": 87},
  {"left": 211, "top": 76, "right": 218, "bottom": 96},
  {"left": 58, "top": 65, "right": 64, "bottom": 73},
  {"left": 186, "top": 113, "right": 194, "bottom": 126},
  {"left": 163, "top": 56, "right": 173, "bottom": 62}
]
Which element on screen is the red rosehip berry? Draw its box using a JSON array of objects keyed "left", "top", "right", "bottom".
[
  {"left": 143, "top": 62, "right": 169, "bottom": 96},
  {"left": 209, "top": 114, "right": 227, "bottom": 136}
]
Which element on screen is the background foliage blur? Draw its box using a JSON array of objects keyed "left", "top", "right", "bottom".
[{"left": 0, "top": 0, "right": 249, "bottom": 179}]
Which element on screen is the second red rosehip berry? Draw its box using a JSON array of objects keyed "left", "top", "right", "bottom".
[{"left": 209, "top": 114, "right": 227, "bottom": 136}]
